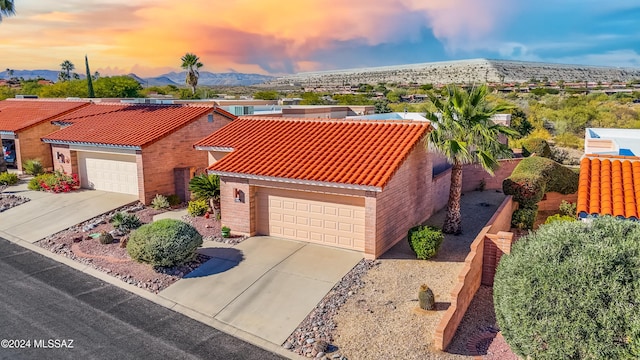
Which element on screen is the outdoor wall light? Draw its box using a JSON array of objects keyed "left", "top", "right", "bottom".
[{"left": 234, "top": 188, "right": 243, "bottom": 202}]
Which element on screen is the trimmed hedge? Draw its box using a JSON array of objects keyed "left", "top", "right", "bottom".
[
  {"left": 544, "top": 213, "right": 577, "bottom": 224},
  {"left": 511, "top": 205, "right": 538, "bottom": 230},
  {"left": 521, "top": 137, "right": 552, "bottom": 158},
  {"left": 407, "top": 225, "right": 444, "bottom": 260},
  {"left": 503, "top": 157, "right": 579, "bottom": 208},
  {"left": 494, "top": 217, "right": 640, "bottom": 359},
  {"left": 127, "top": 219, "right": 202, "bottom": 267}
]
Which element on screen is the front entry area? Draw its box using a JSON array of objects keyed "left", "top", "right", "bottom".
[
  {"left": 255, "top": 187, "right": 365, "bottom": 251},
  {"left": 77, "top": 151, "right": 139, "bottom": 195}
]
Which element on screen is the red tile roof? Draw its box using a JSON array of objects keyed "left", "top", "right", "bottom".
[
  {"left": 0, "top": 99, "right": 89, "bottom": 132},
  {"left": 195, "top": 117, "right": 431, "bottom": 189},
  {"left": 42, "top": 103, "right": 221, "bottom": 148},
  {"left": 577, "top": 156, "right": 640, "bottom": 219}
]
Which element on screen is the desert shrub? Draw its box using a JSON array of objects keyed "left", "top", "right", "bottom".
[
  {"left": 151, "top": 194, "right": 170, "bottom": 210},
  {"left": 503, "top": 157, "right": 579, "bottom": 208},
  {"left": 110, "top": 212, "right": 141, "bottom": 233},
  {"left": 166, "top": 194, "right": 181, "bottom": 206},
  {"left": 511, "top": 206, "right": 538, "bottom": 230},
  {"left": 521, "top": 138, "right": 552, "bottom": 158},
  {"left": 494, "top": 217, "right": 640, "bottom": 359},
  {"left": 558, "top": 200, "right": 577, "bottom": 217},
  {"left": 0, "top": 172, "right": 18, "bottom": 186},
  {"left": 98, "top": 231, "right": 114, "bottom": 245},
  {"left": 188, "top": 173, "right": 220, "bottom": 201},
  {"left": 544, "top": 213, "right": 577, "bottom": 224},
  {"left": 27, "top": 172, "right": 79, "bottom": 193},
  {"left": 407, "top": 225, "right": 444, "bottom": 260},
  {"left": 187, "top": 198, "right": 209, "bottom": 217},
  {"left": 126, "top": 219, "right": 203, "bottom": 267},
  {"left": 22, "top": 159, "right": 44, "bottom": 176}
]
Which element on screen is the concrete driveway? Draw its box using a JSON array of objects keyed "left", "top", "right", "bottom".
[
  {"left": 0, "top": 180, "right": 137, "bottom": 243},
  {"left": 159, "top": 236, "right": 363, "bottom": 345}
]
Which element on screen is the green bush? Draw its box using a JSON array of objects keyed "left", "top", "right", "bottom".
[
  {"left": 503, "top": 157, "right": 579, "bottom": 208},
  {"left": 126, "top": 219, "right": 203, "bottom": 267},
  {"left": 151, "top": 194, "right": 170, "bottom": 210},
  {"left": 0, "top": 172, "right": 19, "bottom": 186},
  {"left": 188, "top": 173, "right": 220, "bottom": 201},
  {"left": 521, "top": 137, "right": 552, "bottom": 158},
  {"left": 544, "top": 213, "right": 577, "bottom": 224},
  {"left": 187, "top": 198, "right": 209, "bottom": 217},
  {"left": 110, "top": 212, "right": 141, "bottom": 233},
  {"left": 27, "top": 173, "right": 55, "bottom": 191},
  {"left": 407, "top": 225, "right": 444, "bottom": 260},
  {"left": 558, "top": 200, "right": 577, "bottom": 217},
  {"left": 511, "top": 206, "right": 538, "bottom": 230},
  {"left": 22, "top": 159, "right": 44, "bottom": 176},
  {"left": 166, "top": 194, "right": 181, "bottom": 206},
  {"left": 494, "top": 217, "right": 640, "bottom": 359}
]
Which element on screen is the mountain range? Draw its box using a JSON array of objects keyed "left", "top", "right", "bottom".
[{"left": 0, "top": 69, "right": 274, "bottom": 86}]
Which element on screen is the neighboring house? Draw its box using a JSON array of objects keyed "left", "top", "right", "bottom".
[
  {"left": 42, "top": 103, "right": 236, "bottom": 204},
  {"left": 195, "top": 117, "right": 436, "bottom": 259},
  {"left": 0, "top": 99, "right": 89, "bottom": 172},
  {"left": 577, "top": 128, "right": 640, "bottom": 220}
]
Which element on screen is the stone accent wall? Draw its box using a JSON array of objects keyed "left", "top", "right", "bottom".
[{"left": 15, "top": 123, "right": 61, "bottom": 171}]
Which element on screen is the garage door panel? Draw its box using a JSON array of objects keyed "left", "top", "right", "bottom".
[
  {"left": 256, "top": 188, "right": 365, "bottom": 251},
  {"left": 78, "top": 152, "right": 138, "bottom": 195}
]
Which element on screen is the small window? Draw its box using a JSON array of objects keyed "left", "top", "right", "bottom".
[{"left": 207, "top": 114, "right": 214, "bottom": 123}]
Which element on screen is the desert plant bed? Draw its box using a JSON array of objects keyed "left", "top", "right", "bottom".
[
  {"left": 0, "top": 194, "right": 30, "bottom": 213},
  {"left": 35, "top": 203, "right": 219, "bottom": 293}
]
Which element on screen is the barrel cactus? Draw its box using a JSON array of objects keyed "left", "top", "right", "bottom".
[{"left": 418, "top": 284, "right": 435, "bottom": 310}]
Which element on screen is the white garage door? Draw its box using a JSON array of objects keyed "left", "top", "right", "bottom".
[
  {"left": 78, "top": 152, "right": 139, "bottom": 195},
  {"left": 256, "top": 188, "right": 365, "bottom": 251}
]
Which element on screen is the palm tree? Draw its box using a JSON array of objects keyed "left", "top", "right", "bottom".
[
  {"left": 58, "top": 60, "right": 74, "bottom": 82},
  {"left": 180, "top": 53, "right": 203, "bottom": 95},
  {"left": 0, "top": 0, "right": 15, "bottom": 22},
  {"left": 425, "top": 84, "right": 517, "bottom": 234}
]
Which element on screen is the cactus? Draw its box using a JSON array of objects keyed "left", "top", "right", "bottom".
[
  {"left": 418, "top": 284, "right": 435, "bottom": 310},
  {"left": 98, "top": 231, "right": 114, "bottom": 245}
]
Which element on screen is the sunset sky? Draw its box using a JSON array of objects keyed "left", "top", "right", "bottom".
[{"left": 1, "top": 0, "right": 639, "bottom": 77}]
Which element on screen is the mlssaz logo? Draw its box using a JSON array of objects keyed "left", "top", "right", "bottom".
[{"left": 34, "top": 339, "right": 74, "bottom": 349}]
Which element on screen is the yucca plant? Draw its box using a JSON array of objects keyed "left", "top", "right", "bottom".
[{"left": 188, "top": 173, "right": 220, "bottom": 216}]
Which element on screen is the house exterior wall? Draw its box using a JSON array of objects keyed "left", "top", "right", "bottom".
[
  {"left": 15, "top": 122, "right": 61, "bottom": 171},
  {"left": 220, "top": 178, "right": 256, "bottom": 235},
  {"left": 50, "top": 144, "right": 78, "bottom": 175},
  {"left": 432, "top": 168, "right": 452, "bottom": 214},
  {"left": 372, "top": 142, "right": 432, "bottom": 258},
  {"left": 139, "top": 112, "right": 229, "bottom": 204}
]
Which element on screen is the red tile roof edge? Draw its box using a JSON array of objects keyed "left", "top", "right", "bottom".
[
  {"left": 585, "top": 153, "right": 640, "bottom": 161},
  {"left": 209, "top": 170, "right": 384, "bottom": 191},
  {"left": 9, "top": 101, "right": 91, "bottom": 132}
]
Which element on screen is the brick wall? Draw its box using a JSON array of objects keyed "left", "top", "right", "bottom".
[
  {"left": 461, "top": 158, "right": 522, "bottom": 193},
  {"left": 538, "top": 192, "right": 578, "bottom": 211},
  {"left": 373, "top": 142, "right": 433, "bottom": 258},
  {"left": 432, "top": 168, "right": 451, "bottom": 214},
  {"left": 219, "top": 178, "right": 255, "bottom": 235},
  {"left": 139, "top": 112, "right": 228, "bottom": 204},
  {"left": 434, "top": 196, "right": 516, "bottom": 351},
  {"left": 15, "top": 123, "right": 61, "bottom": 171}
]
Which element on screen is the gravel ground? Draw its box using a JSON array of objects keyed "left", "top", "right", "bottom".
[
  {"left": 0, "top": 194, "right": 30, "bottom": 212},
  {"left": 36, "top": 203, "right": 220, "bottom": 293},
  {"left": 330, "top": 191, "right": 508, "bottom": 360}
]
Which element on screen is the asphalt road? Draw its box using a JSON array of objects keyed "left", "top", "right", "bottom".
[{"left": 0, "top": 238, "right": 285, "bottom": 360}]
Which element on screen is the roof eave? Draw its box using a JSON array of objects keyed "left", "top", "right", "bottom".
[
  {"left": 194, "top": 145, "right": 234, "bottom": 152},
  {"left": 208, "top": 171, "right": 382, "bottom": 192},
  {"left": 41, "top": 139, "right": 142, "bottom": 150}
]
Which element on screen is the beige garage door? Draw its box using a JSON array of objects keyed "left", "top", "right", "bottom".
[
  {"left": 256, "top": 188, "right": 365, "bottom": 251},
  {"left": 78, "top": 152, "right": 139, "bottom": 195}
]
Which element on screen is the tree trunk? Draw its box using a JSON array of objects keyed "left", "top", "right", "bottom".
[{"left": 443, "top": 163, "right": 463, "bottom": 234}]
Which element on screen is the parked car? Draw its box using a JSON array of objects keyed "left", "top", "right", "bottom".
[{"left": 2, "top": 140, "right": 16, "bottom": 167}]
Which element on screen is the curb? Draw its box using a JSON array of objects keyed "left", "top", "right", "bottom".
[{"left": 2, "top": 234, "right": 306, "bottom": 360}]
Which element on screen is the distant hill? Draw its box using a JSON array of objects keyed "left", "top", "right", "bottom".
[
  {"left": 0, "top": 69, "right": 274, "bottom": 87},
  {"left": 267, "top": 58, "right": 640, "bottom": 86}
]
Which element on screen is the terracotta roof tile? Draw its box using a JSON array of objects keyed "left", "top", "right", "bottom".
[
  {"left": 577, "top": 156, "right": 640, "bottom": 219},
  {"left": 0, "top": 99, "right": 89, "bottom": 132},
  {"left": 195, "top": 117, "right": 431, "bottom": 189},
  {"left": 42, "top": 103, "right": 220, "bottom": 147}
]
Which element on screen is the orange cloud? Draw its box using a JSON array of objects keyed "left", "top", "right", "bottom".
[{"left": 2, "top": 0, "right": 513, "bottom": 74}]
